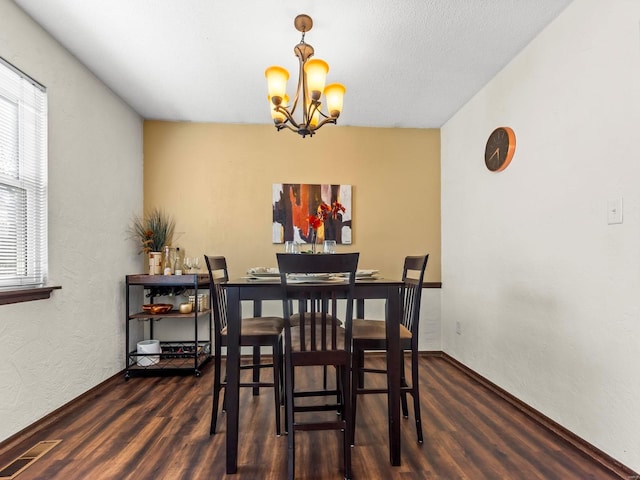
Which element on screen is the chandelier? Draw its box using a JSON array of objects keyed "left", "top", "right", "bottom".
[{"left": 265, "top": 14, "right": 346, "bottom": 138}]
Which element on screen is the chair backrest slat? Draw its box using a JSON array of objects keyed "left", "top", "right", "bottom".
[
  {"left": 400, "top": 255, "right": 429, "bottom": 338},
  {"left": 277, "top": 253, "right": 359, "bottom": 354},
  {"left": 204, "top": 255, "right": 230, "bottom": 335}
]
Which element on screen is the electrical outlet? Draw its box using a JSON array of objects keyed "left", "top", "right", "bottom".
[
  {"left": 456, "top": 321, "right": 462, "bottom": 335},
  {"left": 607, "top": 197, "right": 623, "bottom": 224}
]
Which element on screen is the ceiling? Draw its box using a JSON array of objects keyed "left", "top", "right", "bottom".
[{"left": 13, "top": 0, "right": 572, "bottom": 129}]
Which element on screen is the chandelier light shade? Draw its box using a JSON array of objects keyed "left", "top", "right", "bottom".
[
  {"left": 324, "top": 83, "right": 346, "bottom": 118},
  {"left": 265, "top": 14, "right": 346, "bottom": 138},
  {"left": 269, "top": 94, "right": 289, "bottom": 123}
]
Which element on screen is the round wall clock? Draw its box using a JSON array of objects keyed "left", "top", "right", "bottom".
[{"left": 484, "top": 126, "right": 516, "bottom": 172}]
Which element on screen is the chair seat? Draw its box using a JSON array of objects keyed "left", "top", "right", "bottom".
[
  {"left": 352, "top": 319, "right": 412, "bottom": 341},
  {"left": 221, "top": 316, "right": 284, "bottom": 336},
  {"left": 290, "top": 312, "right": 342, "bottom": 327},
  {"left": 290, "top": 323, "right": 346, "bottom": 352}
]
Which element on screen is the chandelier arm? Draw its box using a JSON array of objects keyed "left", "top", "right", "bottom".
[
  {"left": 299, "top": 62, "right": 310, "bottom": 127},
  {"left": 316, "top": 109, "right": 332, "bottom": 120},
  {"left": 289, "top": 77, "right": 303, "bottom": 120},
  {"left": 285, "top": 46, "right": 306, "bottom": 124},
  {"left": 275, "top": 105, "right": 301, "bottom": 129},
  {"left": 290, "top": 93, "right": 302, "bottom": 116},
  {"left": 307, "top": 101, "right": 320, "bottom": 118},
  {"left": 308, "top": 100, "right": 332, "bottom": 122},
  {"left": 313, "top": 118, "right": 337, "bottom": 130},
  {"left": 272, "top": 106, "right": 291, "bottom": 127},
  {"left": 276, "top": 123, "right": 299, "bottom": 133}
]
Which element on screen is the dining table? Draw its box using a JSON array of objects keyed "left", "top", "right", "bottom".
[{"left": 222, "top": 274, "right": 404, "bottom": 474}]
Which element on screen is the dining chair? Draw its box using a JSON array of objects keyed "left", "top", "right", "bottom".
[
  {"left": 276, "top": 252, "right": 359, "bottom": 480},
  {"left": 350, "top": 254, "right": 429, "bottom": 446},
  {"left": 204, "top": 255, "right": 284, "bottom": 436}
]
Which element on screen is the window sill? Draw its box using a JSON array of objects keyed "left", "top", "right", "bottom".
[{"left": 0, "top": 285, "right": 62, "bottom": 306}]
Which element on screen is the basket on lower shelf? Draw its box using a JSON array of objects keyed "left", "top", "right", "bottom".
[{"left": 136, "top": 339, "right": 161, "bottom": 366}]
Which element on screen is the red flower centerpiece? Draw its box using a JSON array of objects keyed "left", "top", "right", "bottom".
[{"left": 307, "top": 201, "right": 345, "bottom": 253}]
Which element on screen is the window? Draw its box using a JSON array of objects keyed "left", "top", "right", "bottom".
[{"left": 0, "top": 57, "right": 48, "bottom": 291}]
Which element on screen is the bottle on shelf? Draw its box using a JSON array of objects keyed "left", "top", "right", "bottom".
[
  {"left": 174, "top": 247, "right": 184, "bottom": 275},
  {"left": 163, "top": 245, "right": 174, "bottom": 275}
]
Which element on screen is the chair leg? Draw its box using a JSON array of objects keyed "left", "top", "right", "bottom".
[
  {"left": 279, "top": 337, "right": 285, "bottom": 406},
  {"left": 252, "top": 345, "right": 261, "bottom": 396},
  {"left": 283, "top": 352, "right": 290, "bottom": 435},
  {"left": 411, "top": 347, "right": 423, "bottom": 444},
  {"left": 336, "top": 365, "right": 342, "bottom": 413},
  {"left": 221, "top": 372, "right": 228, "bottom": 413},
  {"left": 350, "top": 346, "right": 362, "bottom": 447},
  {"left": 342, "top": 361, "right": 353, "bottom": 480},
  {"left": 288, "top": 436, "right": 295, "bottom": 480},
  {"left": 400, "top": 350, "right": 409, "bottom": 418},
  {"left": 210, "top": 352, "right": 223, "bottom": 435},
  {"left": 357, "top": 349, "right": 365, "bottom": 388},
  {"left": 283, "top": 392, "right": 289, "bottom": 435},
  {"left": 285, "top": 359, "right": 295, "bottom": 479},
  {"left": 272, "top": 339, "right": 282, "bottom": 436}
]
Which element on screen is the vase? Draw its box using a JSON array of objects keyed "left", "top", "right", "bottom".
[
  {"left": 148, "top": 251, "right": 162, "bottom": 275},
  {"left": 310, "top": 230, "right": 320, "bottom": 254}
]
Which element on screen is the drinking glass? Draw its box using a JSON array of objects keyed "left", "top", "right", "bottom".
[
  {"left": 323, "top": 240, "right": 336, "bottom": 254},
  {"left": 183, "top": 257, "right": 193, "bottom": 273},
  {"left": 285, "top": 241, "right": 299, "bottom": 254}
]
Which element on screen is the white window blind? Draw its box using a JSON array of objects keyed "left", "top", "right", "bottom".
[{"left": 0, "top": 57, "right": 47, "bottom": 289}]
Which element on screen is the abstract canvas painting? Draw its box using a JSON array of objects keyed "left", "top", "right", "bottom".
[{"left": 272, "top": 183, "right": 352, "bottom": 244}]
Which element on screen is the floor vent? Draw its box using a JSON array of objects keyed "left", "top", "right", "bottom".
[{"left": 0, "top": 440, "right": 62, "bottom": 479}]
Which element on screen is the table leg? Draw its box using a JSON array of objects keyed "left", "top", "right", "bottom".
[
  {"left": 226, "top": 286, "right": 241, "bottom": 474},
  {"left": 253, "top": 300, "right": 262, "bottom": 396},
  {"left": 386, "top": 285, "right": 401, "bottom": 466}
]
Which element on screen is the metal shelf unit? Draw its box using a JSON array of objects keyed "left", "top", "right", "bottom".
[{"left": 125, "top": 273, "right": 212, "bottom": 378}]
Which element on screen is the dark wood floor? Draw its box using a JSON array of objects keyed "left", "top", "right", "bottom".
[{"left": 0, "top": 355, "right": 627, "bottom": 479}]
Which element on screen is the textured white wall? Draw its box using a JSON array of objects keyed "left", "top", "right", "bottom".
[
  {"left": 0, "top": 2, "right": 142, "bottom": 441},
  {"left": 441, "top": 0, "right": 640, "bottom": 471}
]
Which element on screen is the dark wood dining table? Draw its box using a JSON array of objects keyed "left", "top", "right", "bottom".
[{"left": 223, "top": 276, "right": 404, "bottom": 474}]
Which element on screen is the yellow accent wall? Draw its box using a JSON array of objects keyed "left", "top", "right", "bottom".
[{"left": 143, "top": 122, "right": 440, "bottom": 281}]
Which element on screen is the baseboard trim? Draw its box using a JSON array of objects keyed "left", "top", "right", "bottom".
[{"left": 424, "top": 351, "right": 638, "bottom": 480}]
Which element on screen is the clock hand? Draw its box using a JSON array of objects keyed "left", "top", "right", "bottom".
[{"left": 488, "top": 148, "right": 500, "bottom": 163}]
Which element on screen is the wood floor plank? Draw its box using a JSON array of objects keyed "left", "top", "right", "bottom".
[{"left": 0, "top": 355, "right": 628, "bottom": 479}]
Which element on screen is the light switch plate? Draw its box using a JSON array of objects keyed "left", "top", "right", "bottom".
[{"left": 607, "top": 198, "right": 623, "bottom": 224}]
